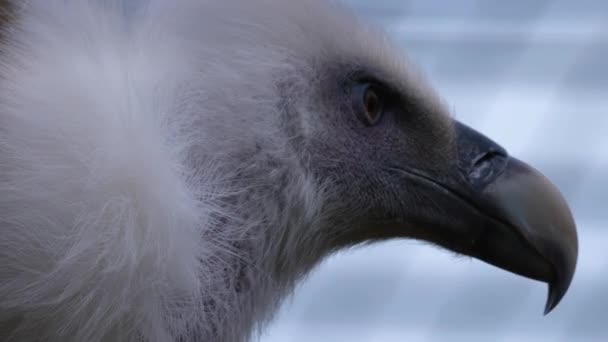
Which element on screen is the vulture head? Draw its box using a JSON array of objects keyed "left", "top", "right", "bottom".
[{"left": 0, "top": 0, "right": 577, "bottom": 341}]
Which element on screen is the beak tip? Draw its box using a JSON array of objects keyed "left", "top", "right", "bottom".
[
  {"left": 544, "top": 286, "right": 560, "bottom": 315},
  {"left": 543, "top": 268, "right": 575, "bottom": 315},
  {"left": 543, "top": 290, "right": 557, "bottom": 315},
  {"left": 542, "top": 214, "right": 578, "bottom": 316}
]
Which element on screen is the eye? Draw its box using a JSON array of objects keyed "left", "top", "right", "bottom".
[{"left": 353, "top": 83, "right": 385, "bottom": 126}]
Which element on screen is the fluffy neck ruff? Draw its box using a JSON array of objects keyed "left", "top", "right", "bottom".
[{"left": 0, "top": 1, "right": 338, "bottom": 341}]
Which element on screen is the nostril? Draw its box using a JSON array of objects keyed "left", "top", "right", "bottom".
[
  {"left": 468, "top": 150, "right": 508, "bottom": 184},
  {"left": 473, "top": 150, "right": 505, "bottom": 167}
]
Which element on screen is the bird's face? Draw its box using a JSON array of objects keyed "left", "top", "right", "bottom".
[{"left": 293, "top": 63, "right": 577, "bottom": 313}]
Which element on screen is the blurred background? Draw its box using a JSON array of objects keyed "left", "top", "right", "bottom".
[{"left": 263, "top": 1, "right": 607, "bottom": 341}]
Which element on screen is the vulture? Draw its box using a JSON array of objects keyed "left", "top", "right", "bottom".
[{"left": 0, "top": 1, "right": 578, "bottom": 341}]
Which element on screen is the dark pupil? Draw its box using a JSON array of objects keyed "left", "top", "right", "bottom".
[{"left": 364, "top": 89, "right": 379, "bottom": 120}]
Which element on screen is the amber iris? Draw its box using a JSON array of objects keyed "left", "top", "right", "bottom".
[{"left": 361, "top": 85, "right": 383, "bottom": 125}]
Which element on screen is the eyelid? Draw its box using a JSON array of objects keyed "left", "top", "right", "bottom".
[{"left": 347, "top": 70, "right": 392, "bottom": 93}]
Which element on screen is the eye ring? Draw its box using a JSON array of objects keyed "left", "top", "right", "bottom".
[{"left": 353, "top": 83, "right": 385, "bottom": 126}]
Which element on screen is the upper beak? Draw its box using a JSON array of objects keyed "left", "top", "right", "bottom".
[
  {"left": 467, "top": 157, "right": 578, "bottom": 314},
  {"left": 399, "top": 121, "right": 578, "bottom": 314}
]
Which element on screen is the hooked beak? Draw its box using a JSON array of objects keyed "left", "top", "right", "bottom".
[
  {"left": 397, "top": 121, "right": 578, "bottom": 314},
  {"left": 466, "top": 157, "right": 577, "bottom": 314}
]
